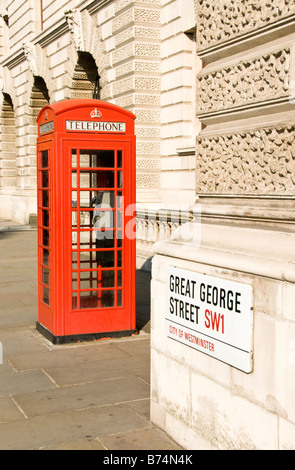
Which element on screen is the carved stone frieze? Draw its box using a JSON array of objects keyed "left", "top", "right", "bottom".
[
  {"left": 197, "top": 48, "right": 290, "bottom": 113},
  {"left": 196, "top": 0, "right": 295, "bottom": 51},
  {"left": 196, "top": 125, "right": 295, "bottom": 195}
]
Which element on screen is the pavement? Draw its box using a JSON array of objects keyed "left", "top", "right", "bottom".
[{"left": 0, "top": 220, "right": 182, "bottom": 451}]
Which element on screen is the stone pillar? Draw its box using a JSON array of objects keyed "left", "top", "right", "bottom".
[{"left": 0, "top": 94, "right": 16, "bottom": 219}]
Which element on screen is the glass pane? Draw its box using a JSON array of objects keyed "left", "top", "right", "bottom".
[
  {"left": 72, "top": 251, "right": 78, "bottom": 269},
  {"left": 117, "top": 192, "right": 123, "bottom": 208},
  {"left": 117, "top": 230, "right": 123, "bottom": 243},
  {"left": 43, "top": 229, "right": 49, "bottom": 247},
  {"left": 102, "top": 270, "right": 115, "bottom": 288},
  {"left": 80, "top": 172, "right": 90, "bottom": 188},
  {"left": 91, "top": 191, "right": 115, "bottom": 210},
  {"left": 80, "top": 291, "right": 99, "bottom": 309},
  {"left": 117, "top": 270, "right": 122, "bottom": 287},
  {"left": 117, "top": 290, "right": 123, "bottom": 307},
  {"left": 80, "top": 191, "right": 91, "bottom": 208},
  {"left": 72, "top": 293, "right": 78, "bottom": 310},
  {"left": 101, "top": 290, "right": 115, "bottom": 307},
  {"left": 80, "top": 251, "right": 97, "bottom": 262},
  {"left": 42, "top": 170, "right": 49, "bottom": 188},
  {"left": 80, "top": 271, "right": 99, "bottom": 290},
  {"left": 72, "top": 231, "right": 78, "bottom": 249},
  {"left": 80, "top": 170, "right": 115, "bottom": 189},
  {"left": 41, "top": 150, "right": 48, "bottom": 168},
  {"left": 117, "top": 171, "right": 123, "bottom": 188},
  {"left": 42, "top": 267, "right": 50, "bottom": 286},
  {"left": 80, "top": 248, "right": 94, "bottom": 262},
  {"left": 72, "top": 272, "right": 77, "bottom": 290},
  {"left": 80, "top": 231, "right": 115, "bottom": 246},
  {"left": 80, "top": 271, "right": 93, "bottom": 280},
  {"left": 72, "top": 149, "right": 77, "bottom": 167},
  {"left": 93, "top": 212, "right": 114, "bottom": 231},
  {"left": 117, "top": 150, "right": 122, "bottom": 168},
  {"left": 80, "top": 151, "right": 90, "bottom": 168},
  {"left": 72, "top": 211, "right": 78, "bottom": 229},
  {"left": 97, "top": 150, "right": 115, "bottom": 168},
  {"left": 80, "top": 280, "right": 96, "bottom": 291},
  {"left": 96, "top": 250, "right": 115, "bottom": 268},
  {"left": 80, "top": 231, "right": 96, "bottom": 245},
  {"left": 42, "top": 286, "right": 50, "bottom": 305},
  {"left": 42, "top": 190, "right": 49, "bottom": 208},
  {"left": 42, "top": 210, "right": 49, "bottom": 227},
  {"left": 80, "top": 150, "right": 115, "bottom": 168},
  {"left": 72, "top": 171, "right": 77, "bottom": 188},
  {"left": 72, "top": 191, "right": 77, "bottom": 208},
  {"left": 117, "top": 210, "right": 123, "bottom": 229},
  {"left": 80, "top": 211, "right": 92, "bottom": 228},
  {"left": 96, "top": 237, "right": 115, "bottom": 249},
  {"left": 43, "top": 248, "right": 49, "bottom": 266},
  {"left": 79, "top": 210, "right": 115, "bottom": 229},
  {"left": 80, "top": 290, "right": 115, "bottom": 309},
  {"left": 117, "top": 251, "right": 122, "bottom": 267},
  {"left": 80, "top": 238, "right": 115, "bottom": 251}
]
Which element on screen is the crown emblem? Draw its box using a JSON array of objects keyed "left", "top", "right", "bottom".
[{"left": 90, "top": 108, "right": 102, "bottom": 119}]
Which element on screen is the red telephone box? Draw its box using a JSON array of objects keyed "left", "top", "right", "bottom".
[{"left": 36, "top": 99, "right": 136, "bottom": 344}]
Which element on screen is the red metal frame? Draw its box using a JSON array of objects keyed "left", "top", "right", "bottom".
[{"left": 36, "top": 99, "right": 136, "bottom": 343}]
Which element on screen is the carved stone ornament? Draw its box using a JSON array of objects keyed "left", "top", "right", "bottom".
[
  {"left": 196, "top": 125, "right": 295, "bottom": 196},
  {"left": 22, "top": 42, "right": 37, "bottom": 75},
  {"left": 65, "top": 9, "right": 84, "bottom": 51}
]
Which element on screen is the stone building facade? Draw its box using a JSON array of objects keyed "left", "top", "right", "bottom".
[
  {"left": 0, "top": 0, "right": 197, "bottom": 270},
  {"left": 1, "top": 0, "right": 295, "bottom": 450},
  {"left": 151, "top": 0, "right": 295, "bottom": 450}
]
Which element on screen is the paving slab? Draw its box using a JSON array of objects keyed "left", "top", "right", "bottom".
[
  {"left": 0, "top": 396, "right": 26, "bottom": 423},
  {"left": 41, "top": 348, "right": 150, "bottom": 387},
  {"left": 0, "top": 227, "right": 182, "bottom": 450},
  {"left": 0, "top": 403, "right": 152, "bottom": 450},
  {"left": 100, "top": 427, "right": 183, "bottom": 450},
  {"left": 127, "top": 398, "right": 150, "bottom": 420},
  {"left": 7, "top": 336, "right": 133, "bottom": 372},
  {"left": 12, "top": 377, "right": 150, "bottom": 418},
  {"left": 0, "top": 306, "right": 37, "bottom": 329},
  {"left": 0, "top": 327, "right": 46, "bottom": 356},
  {"left": 0, "top": 369, "right": 56, "bottom": 397},
  {"left": 40, "top": 438, "right": 106, "bottom": 450}
]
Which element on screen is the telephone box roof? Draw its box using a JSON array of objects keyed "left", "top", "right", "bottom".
[{"left": 37, "top": 99, "right": 136, "bottom": 121}]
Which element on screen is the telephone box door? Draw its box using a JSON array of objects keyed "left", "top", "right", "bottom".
[{"left": 64, "top": 139, "right": 135, "bottom": 335}]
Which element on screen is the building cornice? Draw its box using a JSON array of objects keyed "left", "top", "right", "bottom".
[
  {"left": 33, "top": 0, "right": 115, "bottom": 48},
  {"left": 198, "top": 13, "right": 295, "bottom": 63},
  {"left": 1, "top": 47, "right": 25, "bottom": 69},
  {"left": 78, "top": 0, "right": 115, "bottom": 16},
  {"left": 33, "top": 17, "right": 69, "bottom": 48},
  {"left": 197, "top": 97, "right": 294, "bottom": 127}
]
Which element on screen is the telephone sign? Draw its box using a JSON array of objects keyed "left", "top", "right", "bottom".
[
  {"left": 66, "top": 120, "right": 126, "bottom": 132},
  {"left": 36, "top": 99, "right": 136, "bottom": 344}
]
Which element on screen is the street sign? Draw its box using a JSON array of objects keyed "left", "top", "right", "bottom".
[{"left": 166, "top": 266, "right": 253, "bottom": 373}]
